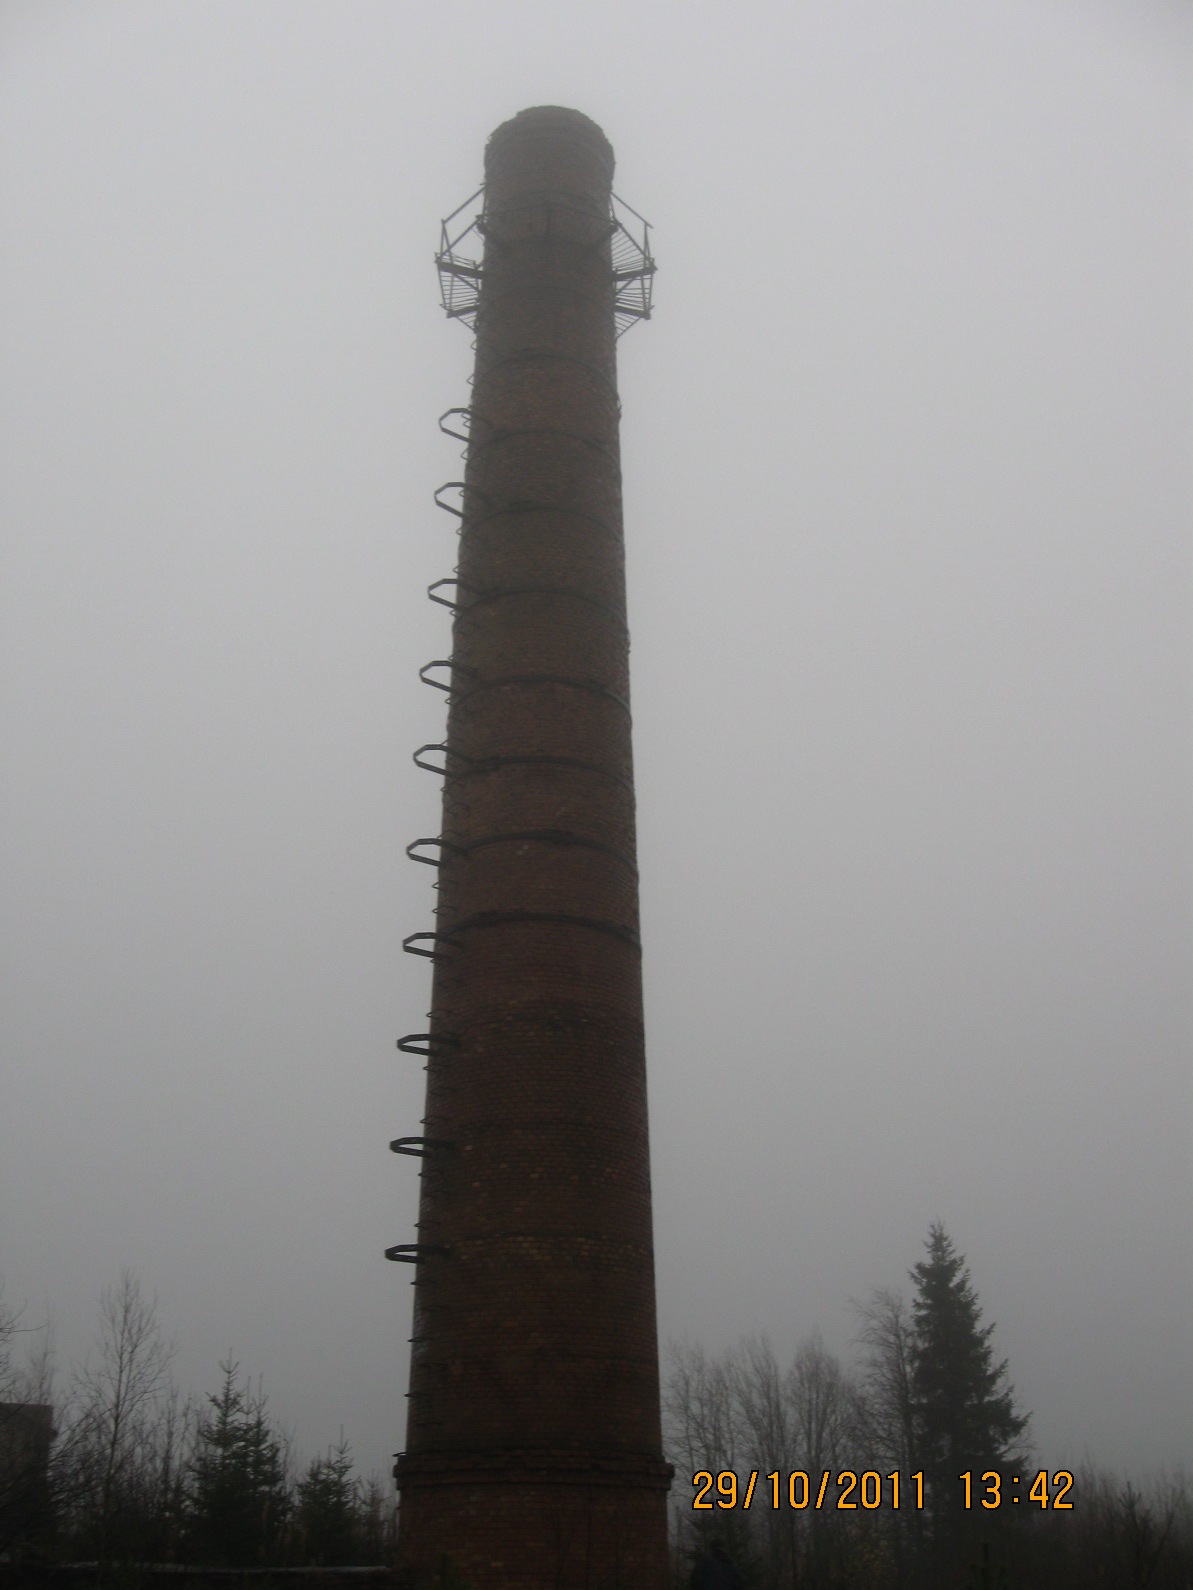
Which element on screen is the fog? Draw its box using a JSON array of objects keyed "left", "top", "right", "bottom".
[{"left": 2, "top": 0, "right": 1189, "bottom": 1489}]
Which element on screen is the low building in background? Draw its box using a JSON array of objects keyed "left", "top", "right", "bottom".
[{"left": 0, "top": 1403, "right": 55, "bottom": 1560}]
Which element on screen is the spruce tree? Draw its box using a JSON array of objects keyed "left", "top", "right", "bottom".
[
  {"left": 909, "top": 1223, "right": 1029, "bottom": 1515},
  {"left": 187, "top": 1360, "right": 290, "bottom": 1565},
  {"left": 295, "top": 1438, "right": 359, "bottom": 1565}
]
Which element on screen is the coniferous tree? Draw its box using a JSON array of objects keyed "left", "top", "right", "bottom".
[
  {"left": 909, "top": 1223, "right": 1029, "bottom": 1518},
  {"left": 356, "top": 1474, "right": 396, "bottom": 1565},
  {"left": 295, "top": 1437, "right": 358, "bottom": 1564},
  {"left": 187, "top": 1360, "right": 290, "bottom": 1565}
]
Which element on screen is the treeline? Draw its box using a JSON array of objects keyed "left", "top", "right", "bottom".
[
  {"left": 6, "top": 1233, "right": 1190, "bottom": 1587},
  {"left": 664, "top": 1223, "right": 1193, "bottom": 1590},
  {"left": 0, "top": 1273, "right": 394, "bottom": 1569}
]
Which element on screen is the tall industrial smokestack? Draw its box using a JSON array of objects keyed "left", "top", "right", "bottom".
[{"left": 391, "top": 107, "right": 668, "bottom": 1586}]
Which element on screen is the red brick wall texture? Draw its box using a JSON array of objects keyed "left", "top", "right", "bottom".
[{"left": 393, "top": 108, "right": 671, "bottom": 1587}]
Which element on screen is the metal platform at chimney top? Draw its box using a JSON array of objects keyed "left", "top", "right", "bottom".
[{"left": 435, "top": 187, "right": 655, "bottom": 336}]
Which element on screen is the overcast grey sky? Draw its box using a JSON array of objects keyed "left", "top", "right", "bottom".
[{"left": 2, "top": 0, "right": 1190, "bottom": 1488}]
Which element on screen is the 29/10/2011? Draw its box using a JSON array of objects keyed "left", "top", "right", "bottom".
[{"left": 693, "top": 1470, "right": 925, "bottom": 1511}]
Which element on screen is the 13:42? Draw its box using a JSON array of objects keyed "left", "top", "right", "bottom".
[{"left": 961, "top": 1470, "right": 1074, "bottom": 1509}]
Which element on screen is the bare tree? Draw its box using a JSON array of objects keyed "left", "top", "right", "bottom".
[
  {"left": 63, "top": 1270, "right": 178, "bottom": 1560},
  {"left": 852, "top": 1287, "right": 928, "bottom": 1587},
  {"left": 1, "top": 1288, "right": 30, "bottom": 1400},
  {"left": 853, "top": 1287, "right": 918, "bottom": 1473},
  {"left": 663, "top": 1340, "right": 738, "bottom": 1481},
  {"left": 730, "top": 1337, "right": 795, "bottom": 1471},
  {"left": 662, "top": 1341, "right": 749, "bottom": 1575},
  {"left": 665, "top": 1334, "right": 870, "bottom": 1587},
  {"left": 141, "top": 1383, "right": 196, "bottom": 1561},
  {"left": 729, "top": 1337, "right": 799, "bottom": 1589},
  {"left": 787, "top": 1334, "right": 859, "bottom": 1475},
  {"left": 784, "top": 1335, "right": 869, "bottom": 1587}
]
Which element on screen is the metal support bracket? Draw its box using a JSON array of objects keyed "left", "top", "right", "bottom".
[
  {"left": 390, "top": 1137, "right": 454, "bottom": 1157},
  {"left": 385, "top": 1243, "right": 451, "bottom": 1263},
  {"left": 402, "top": 931, "right": 462, "bottom": 962},
  {"left": 418, "top": 658, "right": 475, "bottom": 695},
  {"left": 396, "top": 1033, "right": 460, "bottom": 1057}
]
